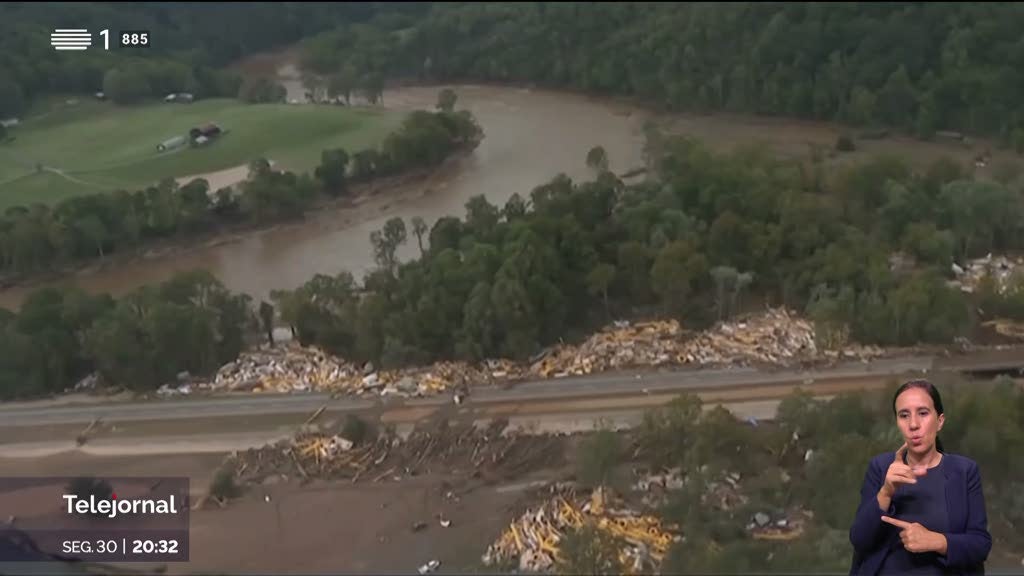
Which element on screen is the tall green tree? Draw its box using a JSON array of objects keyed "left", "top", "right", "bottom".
[
  {"left": 360, "top": 73, "right": 384, "bottom": 104},
  {"left": 102, "top": 67, "right": 152, "bottom": 104},
  {"left": 370, "top": 217, "right": 407, "bottom": 272},
  {"left": 258, "top": 301, "right": 275, "bottom": 346},
  {"left": 410, "top": 216, "right": 428, "bottom": 256},
  {"left": 327, "top": 64, "right": 357, "bottom": 104},
  {"left": 651, "top": 240, "right": 708, "bottom": 316},
  {"left": 314, "top": 148, "right": 350, "bottom": 195},
  {"left": 586, "top": 145, "right": 609, "bottom": 174},
  {"left": 586, "top": 263, "right": 616, "bottom": 319},
  {"left": 436, "top": 88, "right": 457, "bottom": 112}
]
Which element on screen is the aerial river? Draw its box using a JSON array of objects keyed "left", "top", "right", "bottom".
[
  {"left": 1, "top": 62, "right": 993, "bottom": 310},
  {"left": 0, "top": 83, "right": 648, "bottom": 308}
]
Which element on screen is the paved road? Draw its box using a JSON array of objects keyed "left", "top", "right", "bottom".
[{"left": 0, "top": 356, "right": 936, "bottom": 427}]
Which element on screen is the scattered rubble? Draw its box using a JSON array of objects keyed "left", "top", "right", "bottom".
[
  {"left": 949, "top": 253, "right": 1024, "bottom": 294},
  {"left": 72, "top": 373, "right": 99, "bottom": 392},
  {"left": 746, "top": 509, "right": 810, "bottom": 541},
  {"left": 685, "top": 308, "right": 887, "bottom": 366},
  {"left": 484, "top": 358, "right": 527, "bottom": 380},
  {"left": 982, "top": 319, "right": 1024, "bottom": 340},
  {"left": 157, "top": 383, "right": 193, "bottom": 397},
  {"left": 206, "top": 345, "right": 358, "bottom": 393},
  {"left": 232, "top": 418, "right": 565, "bottom": 486},
  {"left": 75, "top": 419, "right": 102, "bottom": 447},
  {"left": 417, "top": 560, "right": 440, "bottom": 574},
  {"left": 482, "top": 486, "right": 680, "bottom": 574},
  {"left": 528, "top": 310, "right": 886, "bottom": 376},
  {"left": 530, "top": 320, "right": 684, "bottom": 378},
  {"left": 702, "top": 471, "right": 749, "bottom": 511},
  {"left": 183, "top": 307, "right": 894, "bottom": 400},
  {"left": 678, "top": 309, "right": 816, "bottom": 366},
  {"left": 632, "top": 467, "right": 684, "bottom": 508},
  {"left": 200, "top": 344, "right": 495, "bottom": 397}
]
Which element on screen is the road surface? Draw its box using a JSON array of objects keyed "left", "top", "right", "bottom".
[
  {"left": 2, "top": 349, "right": 1023, "bottom": 458},
  {"left": 0, "top": 356, "right": 936, "bottom": 427}
]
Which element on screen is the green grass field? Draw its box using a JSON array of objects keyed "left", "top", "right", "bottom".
[{"left": 0, "top": 98, "right": 403, "bottom": 209}]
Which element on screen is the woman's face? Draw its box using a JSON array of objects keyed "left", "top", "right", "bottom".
[{"left": 894, "top": 387, "right": 945, "bottom": 456}]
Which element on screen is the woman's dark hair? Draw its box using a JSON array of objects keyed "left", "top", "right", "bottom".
[{"left": 892, "top": 379, "right": 945, "bottom": 453}]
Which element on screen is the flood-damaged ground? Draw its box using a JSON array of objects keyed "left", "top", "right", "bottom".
[{"left": 0, "top": 421, "right": 576, "bottom": 575}]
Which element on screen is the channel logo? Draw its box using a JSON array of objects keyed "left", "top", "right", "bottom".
[
  {"left": 63, "top": 493, "right": 181, "bottom": 520},
  {"left": 50, "top": 29, "right": 92, "bottom": 51}
]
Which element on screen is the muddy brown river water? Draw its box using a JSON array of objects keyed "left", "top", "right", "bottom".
[
  {"left": 0, "top": 70, "right": 1005, "bottom": 309},
  {"left": 0, "top": 85, "right": 649, "bottom": 308}
]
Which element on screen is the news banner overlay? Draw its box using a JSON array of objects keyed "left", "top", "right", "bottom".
[
  {"left": 119, "top": 30, "right": 151, "bottom": 48},
  {"left": 50, "top": 29, "right": 92, "bottom": 51},
  {"left": 0, "top": 477, "right": 189, "bottom": 562}
]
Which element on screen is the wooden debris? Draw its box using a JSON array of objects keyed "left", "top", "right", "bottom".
[
  {"left": 233, "top": 419, "right": 565, "bottom": 486},
  {"left": 75, "top": 418, "right": 101, "bottom": 446},
  {"left": 303, "top": 405, "right": 327, "bottom": 426},
  {"left": 948, "top": 254, "right": 1024, "bottom": 294},
  {"left": 482, "top": 486, "right": 680, "bottom": 574}
]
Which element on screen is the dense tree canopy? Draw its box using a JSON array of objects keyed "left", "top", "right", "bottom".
[
  {"left": 5, "top": 3, "right": 1024, "bottom": 139},
  {"left": 268, "top": 129, "right": 1024, "bottom": 371},
  {"left": 0, "top": 3, "right": 429, "bottom": 109},
  {"left": 0, "top": 270, "right": 250, "bottom": 399},
  {"left": 302, "top": 2, "right": 1024, "bottom": 141},
  {"left": 237, "top": 76, "right": 286, "bottom": 103}
]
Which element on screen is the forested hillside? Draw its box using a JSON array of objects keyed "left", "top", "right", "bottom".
[
  {"left": 8, "top": 3, "right": 1023, "bottom": 141},
  {"left": 0, "top": 2, "right": 428, "bottom": 115},
  {"left": 301, "top": 2, "right": 1024, "bottom": 143}
]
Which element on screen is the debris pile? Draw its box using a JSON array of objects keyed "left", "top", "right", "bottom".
[
  {"left": 482, "top": 486, "right": 680, "bottom": 574},
  {"left": 527, "top": 309, "right": 888, "bottom": 378},
  {"left": 679, "top": 308, "right": 817, "bottom": 366},
  {"left": 530, "top": 320, "right": 684, "bottom": 378},
  {"left": 233, "top": 418, "right": 565, "bottom": 485},
  {"left": 208, "top": 345, "right": 360, "bottom": 393},
  {"left": 202, "top": 344, "right": 491, "bottom": 397},
  {"left": 982, "top": 319, "right": 1024, "bottom": 340},
  {"left": 949, "top": 254, "right": 1024, "bottom": 294},
  {"left": 484, "top": 358, "right": 528, "bottom": 381},
  {"left": 346, "top": 361, "right": 483, "bottom": 398},
  {"left": 72, "top": 373, "right": 99, "bottom": 392},
  {"left": 746, "top": 508, "right": 811, "bottom": 541},
  {"left": 632, "top": 467, "right": 684, "bottom": 509},
  {"left": 700, "top": 470, "right": 749, "bottom": 511},
  {"left": 193, "top": 307, "right": 895, "bottom": 399}
]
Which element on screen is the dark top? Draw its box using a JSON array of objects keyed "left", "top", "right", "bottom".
[
  {"left": 849, "top": 452, "right": 992, "bottom": 576},
  {"left": 878, "top": 456, "right": 950, "bottom": 575}
]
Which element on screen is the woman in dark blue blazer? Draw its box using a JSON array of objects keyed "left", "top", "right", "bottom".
[{"left": 849, "top": 379, "right": 992, "bottom": 575}]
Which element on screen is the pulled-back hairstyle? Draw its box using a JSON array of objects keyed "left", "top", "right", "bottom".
[{"left": 892, "top": 379, "right": 945, "bottom": 453}]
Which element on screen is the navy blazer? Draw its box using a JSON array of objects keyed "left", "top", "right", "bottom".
[{"left": 849, "top": 452, "right": 992, "bottom": 576}]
